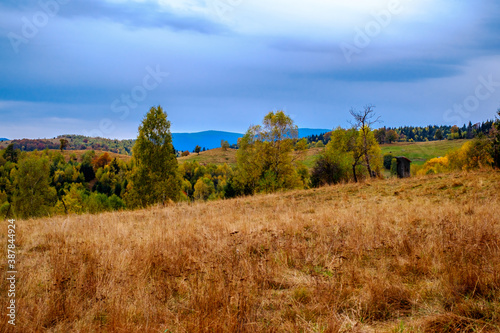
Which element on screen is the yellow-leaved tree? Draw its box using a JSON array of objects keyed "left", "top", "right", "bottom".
[{"left": 233, "top": 111, "right": 308, "bottom": 194}]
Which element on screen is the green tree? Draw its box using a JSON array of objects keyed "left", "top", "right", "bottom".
[
  {"left": 434, "top": 128, "right": 444, "bottom": 140},
  {"left": 126, "top": 106, "right": 181, "bottom": 207},
  {"left": 492, "top": 109, "right": 500, "bottom": 168},
  {"left": 194, "top": 177, "right": 215, "bottom": 200},
  {"left": 11, "top": 154, "right": 57, "bottom": 218},
  {"left": 325, "top": 127, "right": 362, "bottom": 182},
  {"left": 4, "top": 144, "right": 19, "bottom": 163},
  {"left": 194, "top": 145, "right": 201, "bottom": 155},
  {"left": 234, "top": 111, "right": 305, "bottom": 194},
  {"left": 59, "top": 138, "right": 69, "bottom": 152},
  {"left": 221, "top": 140, "right": 230, "bottom": 151}
]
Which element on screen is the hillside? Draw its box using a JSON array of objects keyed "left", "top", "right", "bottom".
[
  {"left": 380, "top": 139, "right": 468, "bottom": 165},
  {"left": 178, "top": 140, "right": 469, "bottom": 169},
  {"left": 178, "top": 147, "right": 237, "bottom": 165},
  {"left": 172, "top": 131, "right": 242, "bottom": 151},
  {"left": 4, "top": 170, "right": 499, "bottom": 332},
  {"left": 0, "top": 129, "right": 332, "bottom": 154},
  {"left": 58, "top": 149, "right": 132, "bottom": 163}
]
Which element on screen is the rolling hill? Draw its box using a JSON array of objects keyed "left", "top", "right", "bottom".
[
  {"left": 0, "top": 129, "right": 332, "bottom": 153},
  {"left": 8, "top": 170, "right": 500, "bottom": 332}
]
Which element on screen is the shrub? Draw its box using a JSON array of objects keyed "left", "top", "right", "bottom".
[
  {"left": 418, "top": 157, "right": 449, "bottom": 175},
  {"left": 383, "top": 153, "right": 394, "bottom": 170},
  {"left": 311, "top": 153, "right": 349, "bottom": 187},
  {"left": 109, "top": 194, "right": 125, "bottom": 210}
]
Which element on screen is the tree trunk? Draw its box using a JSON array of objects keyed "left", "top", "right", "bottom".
[
  {"left": 362, "top": 128, "right": 374, "bottom": 178},
  {"left": 352, "top": 163, "right": 358, "bottom": 183},
  {"left": 365, "top": 153, "right": 374, "bottom": 178}
]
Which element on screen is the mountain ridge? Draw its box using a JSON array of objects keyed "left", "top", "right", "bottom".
[{"left": 0, "top": 128, "right": 332, "bottom": 153}]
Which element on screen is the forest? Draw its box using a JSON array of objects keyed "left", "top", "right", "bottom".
[{"left": 0, "top": 106, "right": 499, "bottom": 219}]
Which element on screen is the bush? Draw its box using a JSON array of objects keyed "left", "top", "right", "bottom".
[
  {"left": 311, "top": 154, "right": 348, "bottom": 187},
  {"left": 390, "top": 158, "right": 397, "bottom": 176},
  {"left": 85, "top": 193, "right": 111, "bottom": 213},
  {"left": 383, "top": 153, "right": 394, "bottom": 170},
  {"left": 0, "top": 202, "right": 11, "bottom": 218},
  {"left": 109, "top": 194, "right": 125, "bottom": 210},
  {"left": 417, "top": 157, "right": 449, "bottom": 175}
]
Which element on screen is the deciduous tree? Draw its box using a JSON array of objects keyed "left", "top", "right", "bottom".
[
  {"left": 221, "top": 140, "right": 230, "bottom": 151},
  {"left": 349, "top": 105, "right": 381, "bottom": 178},
  {"left": 126, "top": 106, "right": 181, "bottom": 207},
  {"left": 12, "top": 154, "right": 57, "bottom": 218},
  {"left": 234, "top": 111, "right": 306, "bottom": 194}
]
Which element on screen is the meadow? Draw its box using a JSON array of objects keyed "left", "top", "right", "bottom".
[
  {"left": 1, "top": 169, "right": 499, "bottom": 332},
  {"left": 178, "top": 148, "right": 238, "bottom": 166},
  {"left": 380, "top": 140, "right": 467, "bottom": 166}
]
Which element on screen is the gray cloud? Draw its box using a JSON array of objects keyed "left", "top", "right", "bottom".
[{"left": 1, "top": 0, "right": 226, "bottom": 34}]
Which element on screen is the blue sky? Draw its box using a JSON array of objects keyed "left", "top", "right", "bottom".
[{"left": 1, "top": 0, "right": 500, "bottom": 139}]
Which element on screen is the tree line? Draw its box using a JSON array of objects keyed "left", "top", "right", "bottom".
[
  {"left": 305, "top": 120, "right": 496, "bottom": 146},
  {"left": 1, "top": 106, "right": 499, "bottom": 219}
]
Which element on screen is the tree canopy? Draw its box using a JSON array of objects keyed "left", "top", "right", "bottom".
[
  {"left": 126, "top": 106, "right": 181, "bottom": 207},
  {"left": 233, "top": 111, "right": 307, "bottom": 194}
]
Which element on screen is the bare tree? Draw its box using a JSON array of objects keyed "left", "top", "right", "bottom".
[{"left": 349, "top": 105, "right": 381, "bottom": 178}]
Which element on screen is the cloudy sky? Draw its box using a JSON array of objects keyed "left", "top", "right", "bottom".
[{"left": 1, "top": 0, "right": 499, "bottom": 139}]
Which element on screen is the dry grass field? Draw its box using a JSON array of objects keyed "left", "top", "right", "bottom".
[
  {"left": 177, "top": 148, "right": 237, "bottom": 165},
  {"left": 1, "top": 170, "right": 499, "bottom": 332}
]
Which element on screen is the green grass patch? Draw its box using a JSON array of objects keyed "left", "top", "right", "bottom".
[{"left": 380, "top": 140, "right": 468, "bottom": 166}]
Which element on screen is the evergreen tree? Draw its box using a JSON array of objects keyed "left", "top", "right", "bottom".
[
  {"left": 492, "top": 109, "right": 500, "bottom": 168},
  {"left": 4, "top": 144, "right": 19, "bottom": 163}
]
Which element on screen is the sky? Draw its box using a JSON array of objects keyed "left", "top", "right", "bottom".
[{"left": 1, "top": 0, "right": 500, "bottom": 139}]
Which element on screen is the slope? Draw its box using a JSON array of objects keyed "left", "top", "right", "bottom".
[{"left": 6, "top": 170, "right": 500, "bottom": 332}]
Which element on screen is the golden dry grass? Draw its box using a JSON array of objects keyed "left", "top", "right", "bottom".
[
  {"left": 1, "top": 170, "right": 499, "bottom": 332},
  {"left": 177, "top": 148, "right": 237, "bottom": 165}
]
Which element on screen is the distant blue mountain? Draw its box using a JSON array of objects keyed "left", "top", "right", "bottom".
[
  {"left": 0, "top": 138, "right": 9, "bottom": 142},
  {"left": 297, "top": 128, "right": 331, "bottom": 138},
  {"left": 171, "top": 128, "right": 331, "bottom": 152},
  {"left": 171, "top": 131, "right": 242, "bottom": 152}
]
